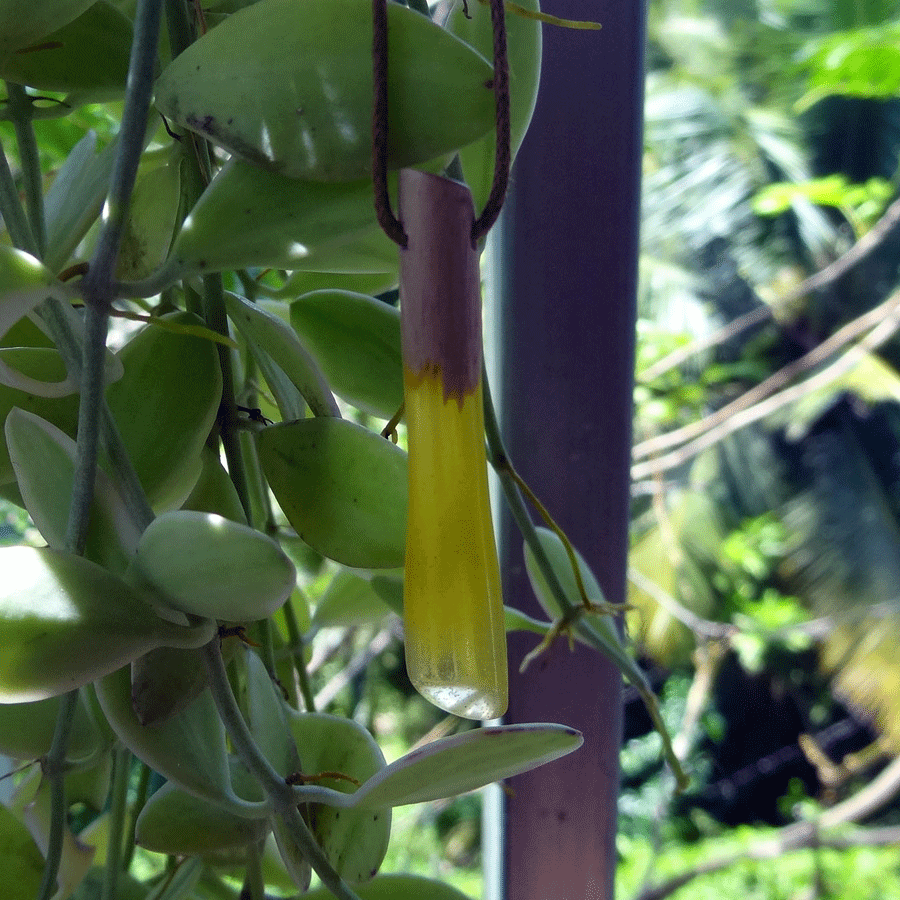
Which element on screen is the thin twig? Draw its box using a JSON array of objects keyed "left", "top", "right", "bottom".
[
  {"left": 628, "top": 568, "right": 735, "bottom": 640},
  {"left": 632, "top": 286, "right": 900, "bottom": 479},
  {"left": 639, "top": 194, "right": 900, "bottom": 383}
]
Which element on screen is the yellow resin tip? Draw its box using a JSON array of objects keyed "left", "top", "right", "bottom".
[{"left": 402, "top": 371, "right": 508, "bottom": 720}]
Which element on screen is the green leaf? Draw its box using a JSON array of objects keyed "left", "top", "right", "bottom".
[
  {"left": 0, "top": 350, "right": 80, "bottom": 486},
  {"left": 369, "top": 573, "right": 404, "bottom": 617},
  {"left": 95, "top": 664, "right": 253, "bottom": 811},
  {"left": 288, "top": 711, "right": 390, "bottom": 883},
  {"left": 130, "top": 511, "right": 296, "bottom": 622},
  {"left": 166, "top": 159, "right": 399, "bottom": 277},
  {"left": 0, "top": 689, "right": 100, "bottom": 761},
  {"left": 106, "top": 312, "right": 223, "bottom": 510},
  {"left": 246, "top": 650, "right": 298, "bottom": 779},
  {"left": 0, "top": 806, "right": 51, "bottom": 900},
  {"left": 224, "top": 291, "right": 338, "bottom": 419},
  {"left": 270, "top": 813, "right": 312, "bottom": 893},
  {"left": 290, "top": 291, "right": 403, "bottom": 419},
  {"left": 6, "top": 407, "right": 140, "bottom": 572},
  {"left": 301, "top": 874, "right": 474, "bottom": 900},
  {"left": 258, "top": 417, "right": 408, "bottom": 569},
  {"left": 312, "top": 570, "right": 394, "bottom": 629},
  {"left": 0, "top": 546, "right": 215, "bottom": 702},
  {"left": 0, "top": 1, "right": 132, "bottom": 98},
  {"left": 524, "top": 528, "right": 638, "bottom": 676},
  {"left": 448, "top": 0, "right": 542, "bottom": 211},
  {"left": 43, "top": 131, "right": 117, "bottom": 274},
  {"left": 182, "top": 445, "right": 248, "bottom": 524},
  {"left": 154, "top": 0, "right": 494, "bottom": 180},
  {"left": 797, "top": 24, "right": 900, "bottom": 105},
  {"left": 135, "top": 782, "right": 269, "bottom": 855},
  {"left": 349, "top": 723, "right": 583, "bottom": 809},
  {"left": 0, "top": 0, "right": 95, "bottom": 57},
  {"left": 116, "top": 160, "right": 181, "bottom": 281}
]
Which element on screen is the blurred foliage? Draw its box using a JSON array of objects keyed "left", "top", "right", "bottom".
[{"left": 628, "top": 0, "right": 900, "bottom": 892}]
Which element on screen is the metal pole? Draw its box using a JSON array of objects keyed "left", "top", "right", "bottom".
[{"left": 497, "top": 2, "right": 646, "bottom": 897}]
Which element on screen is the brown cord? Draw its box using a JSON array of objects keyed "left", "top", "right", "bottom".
[
  {"left": 471, "top": 0, "right": 510, "bottom": 242},
  {"left": 372, "top": 0, "right": 408, "bottom": 247},
  {"left": 372, "top": 0, "right": 511, "bottom": 247}
]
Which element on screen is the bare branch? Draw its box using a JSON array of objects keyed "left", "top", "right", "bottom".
[
  {"left": 632, "top": 287, "right": 900, "bottom": 480},
  {"left": 638, "top": 194, "right": 900, "bottom": 383}
]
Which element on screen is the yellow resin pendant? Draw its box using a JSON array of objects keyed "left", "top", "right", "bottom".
[{"left": 398, "top": 168, "right": 508, "bottom": 719}]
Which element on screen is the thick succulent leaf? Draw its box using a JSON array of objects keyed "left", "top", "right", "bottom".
[
  {"left": 0, "top": 807, "right": 43, "bottom": 900},
  {"left": 6, "top": 407, "right": 140, "bottom": 573},
  {"left": 131, "top": 646, "right": 207, "bottom": 727},
  {"left": 369, "top": 573, "right": 404, "bottom": 617},
  {"left": 0, "top": 1, "right": 132, "bottom": 97},
  {"left": 106, "top": 312, "right": 222, "bottom": 510},
  {"left": 0, "top": 546, "right": 215, "bottom": 702},
  {"left": 270, "top": 813, "right": 312, "bottom": 894},
  {"left": 258, "top": 418, "right": 408, "bottom": 569},
  {"left": 0, "top": 0, "right": 95, "bottom": 57},
  {"left": 301, "top": 874, "right": 474, "bottom": 900},
  {"left": 246, "top": 650, "right": 298, "bottom": 780},
  {"left": 0, "top": 249, "right": 87, "bottom": 398},
  {"left": 95, "top": 665, "right": 255, "bottom": 811},
  {"left": 0, "top": 350, "right": 80, "bottom": 486},
  {"left": 0, "top": 689, "right": 100, "bottom": 761},
  {"left": 290, "top": 291, "right": 403, "bottom": 419},
  {"left": 349, "top": 723, "right": 583, "bottom": 809},
  {"left": 267, "top": 270, "right": 398, "bottom": 300},
  {"left": 166, "top": 159, "right": 399, "bottom": 277},
  {"left": 525, "top": 527, "right": 640, "bottom": 677},
  {"left": 43, "top": 131, "right": 117, "bottom": 274},
  {"left": 312, "top": 570, "right": 394, "bottom": 629},
  {"left": 288, "top": 711, "right": 390, "bottom": 883},
  {"left": 131, "top": 511, "right": 296, "bottom": 622},
  {"left": 154, "top": 0, "right": 494, "bottom": 180},
  {"left": 135, "top": 782, "right": 268, "bottom": 855},
  {"left": 181, "top": 445, "right": 248, "bottom": 524},
  {"left": 116, "top": 160, "right": 181, "bottom": 281},
  {"left": 224, "top": 291, "right": 338, "bottom": 419}
]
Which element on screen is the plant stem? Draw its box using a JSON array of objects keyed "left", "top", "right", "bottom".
[
  {"left": 203, "top": 274, "right": 254, "bottom": 521},
  {"left": 38, "top": 296, "right": 155, "bottom": 532},
  {"left": 66, "top": 300, "right": 110, "bottom": 553},
  {"left": 5, "top": 84, "right": 46, "bottom": 257},
  {"left": 38, "top": 6, "right": 164, "bottom": 898},
  {"left": 164, "top": 0, "right": 197, "bottom": 56},
  {"left": 282, "top": 599, "right": 316, "bottom": 713},
  {"left": 243, "top": 840, "right": 265, "bottom": 900},
  {"left": 0, "top": 136, "right": 37, "bottom": 254},
  {"left": 201, "top": 641, "right": 360, "bottom": 898},
  {"left": 101, "top": 747, "right": 132, "bottom": 900},
  {"left": 481, "top": 368, "right": 576, "bottom": 618},
  {"left": 122, "top": 761, "right": 151, "bottom": 870},
  {"left": 84, "top": 0, "right": 164, "bottom": 296},
  {"left": 34, "top": 690, "right": 78, "bottom": 900}
]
